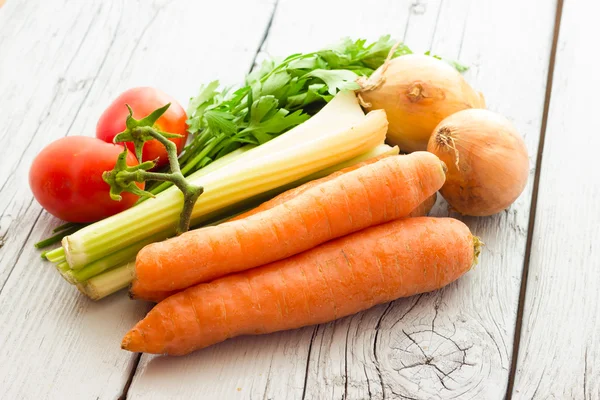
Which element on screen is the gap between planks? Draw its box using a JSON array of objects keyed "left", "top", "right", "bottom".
[
  {"left": 504, "top": 0, "right": 565, "bottom": 398},
  {"left": 116, "top": 1, "right": 280, "bottom": 398}
]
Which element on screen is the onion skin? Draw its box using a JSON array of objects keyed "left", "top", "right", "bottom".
[
  {"left": 427, "top": 109, "right": 529, "bottom": 216},
  {"left": 360, "top": 54, "right": 485, "bottom": 153}
]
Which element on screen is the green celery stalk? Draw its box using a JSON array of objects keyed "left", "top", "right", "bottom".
[
  {"left": 69, "top": 232, "right": 166, "bottom": 282},
  {"left": 45, "top": 247, "right": 65, "bottom": 263},
  {"left": 56, "top": 261, "right": 77, "bottom": 284},
  {"left": 80, "top": 261, "right": 136, "bottom": 301}
]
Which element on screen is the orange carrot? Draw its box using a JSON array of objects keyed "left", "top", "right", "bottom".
[
  {"left": 122, "top": 217, "right": 480, "bottom": 355},
  {"left": 131, "top": 152, "right": 446, "bottom": 300},
  {"left": 409, "top": 192, "right": 436, "bottom": 217}
]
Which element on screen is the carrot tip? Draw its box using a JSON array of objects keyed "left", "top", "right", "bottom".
[
  {"left": 121, "top": 329, "right": 144, "bottom": 352},
  {"left": 121, "top": 335, "right": 131, "bottom": 351}
]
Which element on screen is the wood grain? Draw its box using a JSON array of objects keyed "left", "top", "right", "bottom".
[
  {"left": 127, "top": 1, "right": 557, "bottom": 399},
  {"left": 0, "top": 0, "right": 274, "bottom": 398},
  {"left": 511, "top": 0, "right": 600, "bottom": 398}
]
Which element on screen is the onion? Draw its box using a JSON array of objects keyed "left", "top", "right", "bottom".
[
  {"left": 427, "top": 109, "right": 529, "bottom": 216},
  {"left": 359, "top": 54, "right": 485, "bottom": 153}
]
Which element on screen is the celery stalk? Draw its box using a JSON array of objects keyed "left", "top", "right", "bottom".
[
  {"left": 63, "top": 91, "right": 387, "bottom": 269},
  {"left": 56, "top": 261, "right": 77, "bottom": 284},
  {"left": 80, "top": 261, "right": 136, "bottom": 301},
  {"left": 69, "top": 232, "right": 166, "bottom": 282},
  {"left": 45, "top": 247, "right": 65, "bottom": 263}
]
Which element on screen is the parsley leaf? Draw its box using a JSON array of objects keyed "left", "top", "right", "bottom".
[
  {"left": 305, "top": 69, "right": 360, "bottom": 95},
  {"left": 204, "top": 110, "right": 237, "bottom": 135}
]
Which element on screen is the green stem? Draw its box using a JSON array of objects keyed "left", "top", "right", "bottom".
[
  {"left": 35, "top": 225, "right": 80, "bottom": 249},
  {"left": 52, "top": 222, "right": 79, "bottom": 233},
  {"left": 45, "top": 247, "right": 66, "bottom": 263},
  {"left": 108, "top": 123, "right": 205, "bottom": 235},
  {"left": 136, "top": 128, "right": 204, "bottom": 233}
]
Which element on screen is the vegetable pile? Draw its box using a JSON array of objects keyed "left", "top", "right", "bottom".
[{"left": 29, "top": 36, "right": 529, "bottom": 356}]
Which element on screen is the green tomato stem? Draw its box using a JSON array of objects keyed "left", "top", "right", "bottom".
[{"left": 106, "top": 108, "right": 205, "bottom": 235}]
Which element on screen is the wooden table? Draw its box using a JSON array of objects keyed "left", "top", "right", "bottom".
[{"left": 1, "top": 0, "right": 598, "bottom": 398}]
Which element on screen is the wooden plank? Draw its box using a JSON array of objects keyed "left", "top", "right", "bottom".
[
  {"left": 127, "top": 1, "right": 557, "bottom": 399},
  {"left": 511, "top": 0, "right": 600, "bottom": 398},
  {"left": 0, "top": 0, "right": 274, "bottom": 398}
]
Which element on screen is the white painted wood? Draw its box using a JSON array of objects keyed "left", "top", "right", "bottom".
[
  {"left": 0, "top": 0, "right": 274, "bottom": 398},
  {"left": 128, "top": 1, "right": 557, "bottom": 399},
  {"left": 512, "top": 1, "right": 600, "bottom": 398}
]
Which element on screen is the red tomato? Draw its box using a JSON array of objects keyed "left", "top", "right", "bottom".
[
  {"left": 29, "top": 136, "right": 143, "bottom": 223},
  {"left": 96, "top": 87, "right": 188, "bottom": 168}
]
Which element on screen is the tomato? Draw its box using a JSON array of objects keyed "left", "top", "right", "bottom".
[
  {"left": 29, "top": 136, "right": 143, "bottom": 223},
  {"left": 96, "top": 87, "right": 188, "bottom": 168}
]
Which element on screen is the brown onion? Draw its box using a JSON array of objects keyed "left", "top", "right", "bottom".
[
  {"left": 427, "top": 109, "right": 529, "bottom": 216},
  {"left": 359, "top": 54, "right": 485, "bottom": 153}
]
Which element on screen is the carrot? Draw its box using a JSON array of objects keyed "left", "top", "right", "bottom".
[
  {"left": 409, "top": 192, "right": 436, "bottom": 217},
  {"left": 122, "top": 217, "right": 480, "bottom": 355},
  {"left": 131, "top": 152, "right": 446, "bottom": 300}
]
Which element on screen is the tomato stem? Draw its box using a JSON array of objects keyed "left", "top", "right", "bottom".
[{"left": 103, "top": 104, "right": 204, "bottom": 234}]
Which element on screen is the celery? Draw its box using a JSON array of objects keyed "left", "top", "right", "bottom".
[
  {"left": 56, "top": 261, "right": 77, "bottom": 284},
  {"left": 63, "top": 91, "right": 387, "bottom": 269},
  {"left": 80, "top": 261, "right": 136, "bottom": 301},
  {"left": 69, "top": 233, "right": 164, "bottom": 282},
  {"left": 45, "top": 247, "right": 65, "bottom": 263}
]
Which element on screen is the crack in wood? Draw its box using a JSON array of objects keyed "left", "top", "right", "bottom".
[
  {"left": 301, "top": 325, "right": 318, "bottom": 400},
  {"left": 122, "top": 2, "right": 164, "bottom": 70},
  {"left": 248, "top": 0, "right": 279, "bottom": 74},
  {"left": 262, "top": 352, "right": 275, "bottom": 400},
  {"left": 428, "top": 0, "right": 444, "bottom": 51},
  {"left": 362, "top": 364, "right": 372, "bottom": 400},
  {"left": 117, "top": 353, "right": 142, "bottom": 400},
  {"left": 389, "top": 294, "right": 423, "bottom": 331},
  {"left": 343, "top": 321, "right": 350, "bottom": 400},
  {"left": 583, "top": 347, "right": 588, "bottom": 400},
  {"left": 505, "top": 0, "right": 565, "bottom": 398},
  {"left": 482, "top": 323, "right": 503, "bottom": 365},
  {"left": 373, "top": 302, "right": 394, "bottom": 400},
  {"left": 530, "top": 365, "right": 546, "bottom": 399}
]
